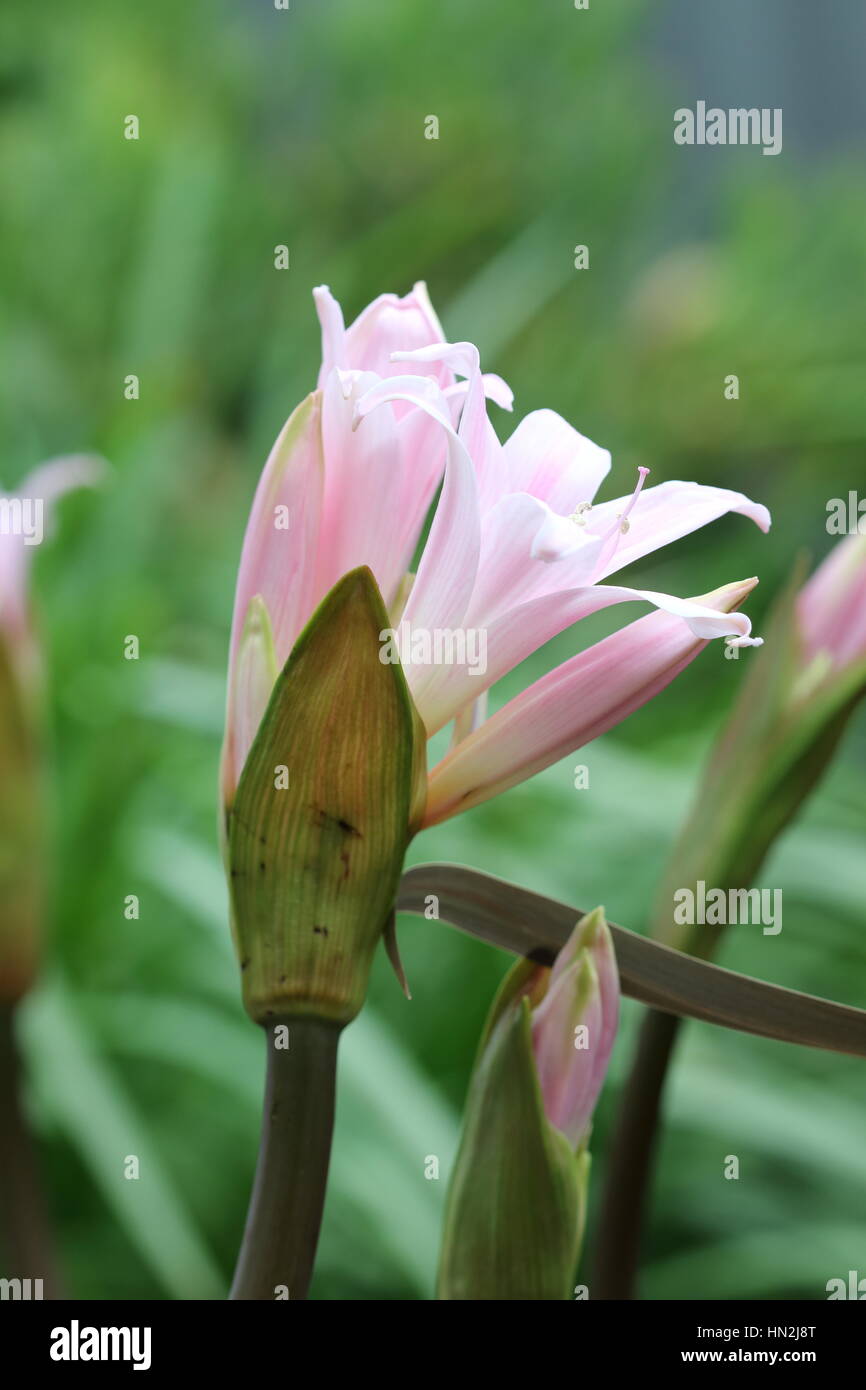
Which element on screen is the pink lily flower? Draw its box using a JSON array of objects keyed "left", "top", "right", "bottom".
[
  {"left": 530, "top": 907, "right": 620, "bottom": 1149},
  {"left": 222, "top": 286, "right": 770, "bottom": 822},
  {"left": 222, "top": 283, "right": 509, "bottom": 802}
]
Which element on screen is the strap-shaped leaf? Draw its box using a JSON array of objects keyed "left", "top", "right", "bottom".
[{"left": 397, "top": 863, "right": 866, "bottom": 1058}]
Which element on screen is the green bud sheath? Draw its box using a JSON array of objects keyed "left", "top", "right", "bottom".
[
  {"left": 0, "top": 634, "right": 45, "bottom": 1004},
  {"left": 438, "top": 960, "right": 586, "bottom": 1301},
  {"left": 227, "top": 566, "right": 425, "bottom": 1299},
  {"left": 226, "top": 565, "right": 426, "bottom": 1027}
]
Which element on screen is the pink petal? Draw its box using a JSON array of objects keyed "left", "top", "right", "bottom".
[
  {"left": 532, "top": 957, "right": 603, "bottom": 1146},
  {"left": 355, "top": 375, "right": 481, "bottom": 721},
  {"left": 501, "top": 409, "right": 611, "bottom": 512},
  {"left": 422, "top": 578, "right": 759, "bottom": 823},
  {"left": 0, "top": 454, "right": 104, "bottom": 638},
  {"left": 443, "top": 373, "right": 514, "bottom": 414},
  {"left": 388, "top": 404, "right": 452, "bottom": 588},
  {"left": 461, "top": 493, "right": 603, "bottom": 632},
  {"left": 313, "top": 285, "right": 347, "bottom": 380},
  {"left": 588, "top": 479, "right": 771, "bottom": 580},
  {"left": 221, "top": 595, "right": 278, "bottom": 805},
  {"left": 532, "top": 912, "right": 619, "bottom": 1147},
  {"left": 228, "top": 392, "right": 324, "bottom": 678},
  {"left": 20, "top": 454, "right": 105, "bottom": 509},
  {"left": 450, "top": 690, "right": 488, "bottom": 746},
  {"left": 459, "top": 474, "right": 769, "bottom": 629},
  {"left": 393, "top": 342, "right": 508, "bottom": 510},
  {"left": 388, "top": 375, "right": 511, "bottom": 590},
  {"left": 798, "top": 532, "right": 866, "bottom": 671},
  {"left": 324, "top": 282, "right": 450, "bottom": 386},
  {"left": 315, "top": 370, "right": 408, "bottom": 608},
  {"left": 424, "top": 578, "right": 760, "bottom": 734}
]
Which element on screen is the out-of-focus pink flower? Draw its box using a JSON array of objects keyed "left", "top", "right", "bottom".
[
  {"left": 652, "top": 532, "right": 866, "bottom": 959},
  {"left": 0, "top": 455, "right": 102, "bottom": 675},
  {"left": 797, "top": 532, "right": 866, "bottom": 678},
  {"left": 530, "top": 907, "right": 620, "bottom": 1149},
  {"left": 222, "top": 285, "right": 770, "bottom": 816},
  {"left": 0, "top": 453, "right": 102, "bottom": 1003}
]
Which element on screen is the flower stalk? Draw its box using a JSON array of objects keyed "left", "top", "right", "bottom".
[{"left": 229, "top": 1017, "right": 339, "bottom": 1300}]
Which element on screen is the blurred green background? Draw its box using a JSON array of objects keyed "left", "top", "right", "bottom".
[{"left": 2, "top": 0, "right": 865, "bottom": 1299}]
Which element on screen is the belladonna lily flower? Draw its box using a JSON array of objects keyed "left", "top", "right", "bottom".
[
  {"left": 796, "top": 531, "right": 866, "bottom": 692},
  {"left": 222, "top": 285, "right": 769, "bottom": 1301},
  {"left": 437, "top": 908, "right": 619, "bottom": 1300},
  {"left": 221, "top": 285, "right": 770, "bottom": 826},
  {"left": 0, "top": 454, "right": 101, "bottom": 1002}
]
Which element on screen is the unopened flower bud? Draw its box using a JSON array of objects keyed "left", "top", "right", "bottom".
[{"left": 437, "top": 908, "right": 619, "bottom": 1300}]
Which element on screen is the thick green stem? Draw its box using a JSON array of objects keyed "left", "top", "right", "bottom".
[
  {"left": 0, "top": 1002, "right": 63, "bottom": 1297},
  {"left": 230, "top": 1015, "right": 340, "bottom": 1301},
  {"left": 592, "top": 1007, "right": 681, "bottom": 1300}
]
